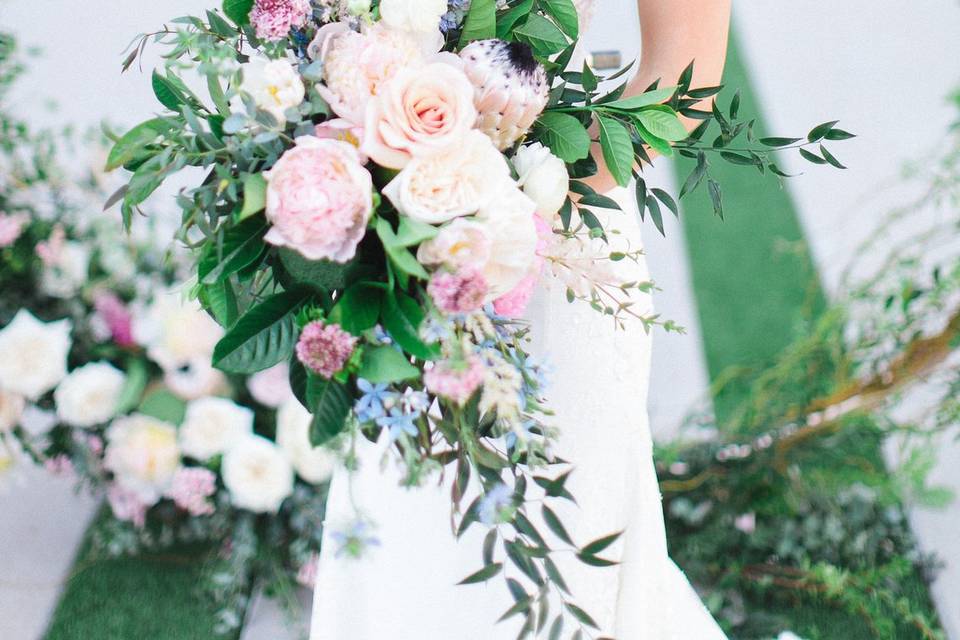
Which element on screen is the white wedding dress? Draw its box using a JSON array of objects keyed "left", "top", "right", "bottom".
[{"left": 311, "top": 6, "right": 727, "bottom": 639}]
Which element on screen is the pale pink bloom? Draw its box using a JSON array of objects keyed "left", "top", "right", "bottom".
[
  {"left": 428, "top": 269, "right": 488, "bottom": 314},
  {"left": 36, "top": 224, "right": 65, "bottom": 266},
  {"left": 107, "top": 484, "right": 148, "bottom": 528},
  {"left": 424, "top": 356, "right": 485, "bottom": 405},
  {"left": 296, "top": 554, "right": 320, "bottom": 588},
  {"left": 247, "top": 362, "right": 294, "bottom": 409},
  {"left": 734, "top": 512, "right": 756, "bottom": 535},
  {"left": 296, "top": 321, "right": 357, "bottom": 379},
  {"left": 0, "top": 212, "right": 27, "bottom": 248},
  {"left": 165, "top": 467, "right": 217, "bottom": 516},
  {"left": 309, "top": 22, "right": 423, "bottom": 125},
  {"left": 86, "top": 434, "right": 105, "bottom": 457},
  {"left": 250, "top": 0, "right": 312, "bottom": 41},
  {"left": 264, "top": 136, "right": 373, "bottom": 262},
  {"left": 493, "top": 214, "right": 551, "bottom": 318},
  {"left": 361, "top": 61, "right": 477, "bottom": 169},
  {"left": 93, "top": 291, "right": 135, "bottom": 348},
  {"left": 44, "top": 454, "right": 75, "bottom": 477}
]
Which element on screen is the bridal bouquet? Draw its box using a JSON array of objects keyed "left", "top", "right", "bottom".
[{"left": 108, "top": 0, "right": 849, "bottom": 633}]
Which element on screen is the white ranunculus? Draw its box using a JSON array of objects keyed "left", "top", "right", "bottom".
[
  {"left": 54, "top": 362, "right": 126, "bottom": 428},
  {"left": 247, "top": 362, "right": 294, "bottom": 409},
  {"left": 417, "top": 218, "right": 492, "bottom": 272},
  {"left": 378, "top": 0, "right": 446, "bottom": 50},
  {"left": 222, "top": 434, "right": 294, "bottom": 513},
  {"left": 383, "top": 130, "right": 512, "bottom": 224},
  {"left": 513, "top": 142, "right": 569, "bottom": 220},
  {"left": 240, "top": 58, "right": 305, "bottom": 126},
  {"left": 276, "top": 399, "right": 337, "bottom": 484},
  {"left": 0, "top": 310, "right": 72, "bottom": 401},
  {"left": 0, "top": 388, "right": 24, "bottom": 432},
  {"left": 41, "top": 241, "right": 91, "bottom": 298},
  {"left": 105, "top": 414, "right": 180, "bottom": 505},
  {"left": 475, "top": 184, "right": 539, "bottom": 300},
  {"left": 179, "top": 396, "right": 254, "bottom": 461}
]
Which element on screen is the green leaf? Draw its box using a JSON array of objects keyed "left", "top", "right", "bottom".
[
  {"left": 597, "top": 116, "right": 634, "bottom": 187},
  {"left": 124, "top": 153, "right": 171, "bottom": 207},
  {"left": 679, "top": 152, "right": 707, "bottom": 198},
  {"left": 138, "top": 389, "right": 186, "bottom": 425},
  {"left": 357, "top": 345, "right": 420, "bottom": 384},
  {"left": 604, "top": 87, "right": 676, "bottom": 111},
  {"left": 581, "top": 532, "right": 622, "bottom": 556},
  {"left": 548, "top": 615, "right": 564, "bottom": 640},
  {"left": 578, "top": 193, "right": 621, "bottom": 210},
  {"left": 542, "top": 505, "right": 574, "bottom": 545},
  {"left": 535, "top": 112, "right": 591, "bottom": 163},
  {"left": 635, "top": 109, "right": 688, "bottom": 142},
  {"left": 106, "top": 118, "right": 168, "bottom": 171},
  {"left": 328, "top": 283, "right": 383, "bottom": 335},
  {"left": 238, "top": 173, "right": 267, "bottom": 221},
  {"left": 213, "top": 288, "right": 309, "bottom": 374},
  {"left": 307, "top": 375, "right": 352, "bottom": 446},
  {"left": 222, "top": 0, "right": 254, "bottom": 26},
  {"left": 377, "top": 218, "right": 429, "bottom": 280},
  {"left": 459, "top": 0, "right": 496, "bottom": 46},
  {"left": 707, "top": 179, "right": 724, "bottom": 219},
  {"left": 199, "top": 279, "right": 239, "bottom": 327},
  {"left": 799, "top": 148, "right": 828, "bottom": 165},
  {"left": 824, "top": 128, "right": 855, "bottom": 141},
  {"left": 279, "top": 249, "right": 363, "bottom": 291},
  {"left": 152, "top": 70, "right": 184, "bottom": 111},
  {"left": 759, "top": 136, "right": 802, "bottom": 147},
  {"left": 381, "top": 290, "right": 440, "bottom": 361},
  {"left": 514, "top": 14, "right": 568, "bottom": 56},
  {"left": 634, "top": 121, "right": 673, "bottom": 157},
  {"left": 819, "top": 144, "right": 846, "bottom": 169},
  {"left": 651, "top": 188, "right": 679, "bottom": 218},
  {"left": 496, "top": 0, "right": 535, "bottom": 38},
  {"left": 564, "top": 603, "right": 599, "bottom": 629},
  {"left": 115, "top": 358, "right": 149, "bottom": 415},
  {"left": 807, "top": 120, "right": 839, "bottom": 142},
  {"left": 645, "top": 194, "right": 664, "bottom": 236},
  {"left": 458, "top": 563, "right": 503, "bottom": 585},
  {"left": 575, "top": 553, "right": 619, "bottom": 567},
  {"left": 199, "top": 216, "right": 268, "bottom": 285},
  {"left": 394, "top": 216, "right": 438, "bottom": 248},
  {"left": 540, "top": 0, "right": 579, "bottom": 39}
]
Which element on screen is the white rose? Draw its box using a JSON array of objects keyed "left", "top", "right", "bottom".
[
  {"left": 417, "top": 218, "right": 492, "bottom": 271},
  {"left": 0, "top": 388, "right": 24, "bottom": 432},
  {"left": 476, "top": 184, "right": 539, "bottom": 299},
  {"left": 276, "top": 399, "right": 337, "bottom": 484},
  {"left": 239, "top": 58, "right": 305, "bottom": 126},
  {"left": 54, "top": 362, "right": 126, "bottom": 428},
  {"left": 378, "top": 0, "right": 446, "bottom": 51},
  {"left": 247, "top": 362, "right": 294, "bottom": 409},
  {"left": 19, "top": 405, "right": 58, "bottom": 437},
  {"left": 134, "top": 291, "right": 224, "bottom": 374},
  {"left": 0, "top": 310, "right": 71, "bottom": 400},
  {"left": 513, "top": 142, "right": 569, "bottom": 220},
  {"left": 222, "top": 434, "right": 294, "bottom": 513},
  {"left": 383, "top": 131, "right": 511, "bottom": 224},
  {"left": 41, "top": 241, "right": 90, "bottom": 298},
  {"left": 105, "top": 414, "right": 180, "bottom": 505},
  {"left": 163, "top": 360, "right": 225, "bottom": 401},
  {"left": 179, "top": 396, "right": 254, "bottom": 461}
]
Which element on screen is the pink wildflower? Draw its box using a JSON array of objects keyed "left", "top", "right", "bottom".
[
  {"left": 107, "top": 484, "right": 148, "bottom": 528},
  {"left": 424, "top": 356, "right": 485, "bottom": 405},
  {"left": 296, "top": 554, "right": 320, "bottom": 588},
  {"left": 44, "top": 454, "right": 74, "bottom": 477},
  {"left": 93, "top": 291, "right": 135, "bottom": 348},
  {"left": 36, "top": 224, "right": 65, "bottom": 266},
  {"left": 0, "top": 212, "right": 27, "bottom": 248},
  {"left": 296, "top": 321, "right": 357, "bottom": 379},
  {"left": 165, "top": 467, "right": 217, "bottom": 516},
  {"left": 428, "top": 269, "right": 488, "bottom": 314},
  {"left": 250, "top": 0, "right": 312, "bottom": 41}
]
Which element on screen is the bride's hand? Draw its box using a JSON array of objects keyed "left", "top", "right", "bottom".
[{"left": 581, "top": 0, "right": 731, "bottom": 193}]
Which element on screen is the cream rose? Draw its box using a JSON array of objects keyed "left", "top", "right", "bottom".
[
  {"left": 383, "top": 130, "right": 511, "bottom": 224},
  {"left": 362, "top": 61, "right": 478, "bottom": 169},
  {"left": 276, "top": 399, "right": 337, "bottom": 484},
  {"left": 54, "top": 362, "right": 126, "bottom": 428},
  {"left": 475, "top": 185, "right": 539, "bottom": 300},
  {"left": 178, "top": 397, "right": 255, "bottom": 461},
  {"left": 239, "top": 57, "right": 305, "bottom": 126},
  {"left": 222, "top": 434, "right": 294, "bottom": 513},
  {"left": 417, "top": 218, "right": 492, "bottom": 272},
  {"left": 105, "top": 414, "right": 180, "bottom": 505},
  {"left": 0, "top": 310, "right": 71, "bottom": 401},
  {"left": 513, "top": 142, "right": 569, "bottom": 220}
]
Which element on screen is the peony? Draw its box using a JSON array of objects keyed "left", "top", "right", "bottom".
[
  {"left": 383, "top": 130, "right": 511, "bottom": 224},
  {"left": 276, "top": 399, "right": 338, "bottom": 484},
  {"left": 239, "top": 57, "right": 305, "bottom": 126},
  {"left": 264, "top": 136, "right": 373, "bottom": 262},
  {"left": 417, "top": 218, "right": 492, "bottom": 271},
  {"left": 0, "top": 387, "right": 24, "bottom": 433},
  {"left": 178, "top": 397, "right": 255, "bottom": 461},
  {"left": 310, "top": 22, "right": 423, "bottom": 124},
  {"left": 247, "top": 362, "right": 294, "bottom": 409},
  {"left": 250, "top": 0, "right": 312, "bottom": 41},
  {"left": 475, "top": 185, "right": 539, "bottom": 300},
  {"left": 513, "top": 142, "right": 569, "bottom": 220},
  {"left": 222, "top": 434, "right": 294, "bottom": 513},
  {"left": 54, "top": 362, "right": 126, "bottom": 428},
  {"left": 296, "top": 320, "right": 357, "bottom": 379},
  {"left": 105, "top": 414, "right": 180, "bottom": 505},
  {"left": 0, "top": 310, "right": 71, "bottom": 401},
  {"left": 361, "top": 61, "right": 477, "bottom": 169},
  {"left": 378, "top": 0, "right": 447, "bottom": 52}
]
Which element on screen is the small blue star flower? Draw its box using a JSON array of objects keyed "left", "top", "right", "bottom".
[
  {"left": 354, "top": 379, "right": 395, "bottom": 423},
  {"left": 479, "top": 484, "right": 515, "bottom": 525},
  {"left": 376, "top": 408, "right": 419, "bottom": 442}
]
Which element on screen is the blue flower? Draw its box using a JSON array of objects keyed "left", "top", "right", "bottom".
[
  {"left": 399, "top": 388, "right": 431, "bottom": 417},
  {"left": 331, "top": 520, "right": 380, "bottom": 558},
  {"left": 479, "top": 484, "right": 515, "bottom": 525},
  {"left": 354, "top": 379, "right": 394, "bottom": 423},
  {"left": 376, "top": 408, "right": 419, "bottom": 442}
]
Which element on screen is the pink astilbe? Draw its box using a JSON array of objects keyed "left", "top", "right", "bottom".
[
  {"left": 424, "top": 356, "right": 485, "bottom": 405},
  {"left": 428, "top": 269, "right": 488, "bottom": 314},
  {"left": 296, "top": 554, "right": 320, "bottom": 588},
  {"left": 296, "top": 321, "right": 357, "bottom": 379},
  {"left": 250, "top": 0, "right": 312, "bottom": 41},
  {"left": 0, "top": 212, "right": 27, "bottom": 248},
  {"left": 166, "top": 467, "right": 217, "bottom": 516},
  {"left": 107, "top": 484, "right": 148, "bottom": 528},
  {"left": 93, "top": 291, "right": 135, "bottom": 348}
]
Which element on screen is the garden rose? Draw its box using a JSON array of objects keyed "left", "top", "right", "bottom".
[
  {"left": 417, "top": 218, "right": 492, "bottom": 271},
  {"left": 105, "top": 414, "right": 180, "bottom": 505},
  {"left": 239, "top": 57, "right": 305, "bottom": 126},
  {"left": 310, "top": 23, "right": 422, "bottom": 124},
  {"left": 513, "top": 142, "right": 569, "bottom": 220},
  {"left": 222, "top": 434, "right": 294, "bottom": 513},
  {"left": 378, "top": 0, "right": 447, "bottom": 52},
  {"left": 362, "top": 61, "right": 477, "bottom": 169},
  {"left": 276, "top": 399, "right": 338, "bottom": 484},
  {"left": 54, "top": 362, "right": 126, "bottom": 428},
  {"left": 383, "top": 130, "right": 511, "bottom": 224},
  {"left": 178, "top": 397, "right": 255, "bottom": 461},
  {"left": 264, "top": 136, "right": 373, "bottom": 262},
  {"left": 475, "top": 185, "right": 539, "bottom": 299},
  {"left": 0, "top": 310, "right": 71, "bottom": 401}
]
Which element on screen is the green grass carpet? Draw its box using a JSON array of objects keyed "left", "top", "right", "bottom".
[
  {"left": 44, "top": 510, "right": 229, "bottom": 640},
  {"left": 671, "top": 32, "right": 938, "bottom": 640}
]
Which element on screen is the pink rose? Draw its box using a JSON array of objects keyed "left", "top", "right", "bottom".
[
  {"left": 264, "top": 136, "right": 373, "bottom": 262},
  {"left": 361, "top": 61, "right": 477, "bottom": 169}
]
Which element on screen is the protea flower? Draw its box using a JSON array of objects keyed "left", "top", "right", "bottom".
[{"left": 459, "top": 40, "right": 549, "bottom": 151}]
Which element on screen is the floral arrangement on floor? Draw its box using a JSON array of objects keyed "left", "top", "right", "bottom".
[{"left": 105, "top": 0, "right": 849, "bottom": 633}]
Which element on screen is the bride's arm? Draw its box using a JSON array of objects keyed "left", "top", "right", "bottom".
[{"left": 584, "top": 0, "right": 732, "bottom": 192}]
